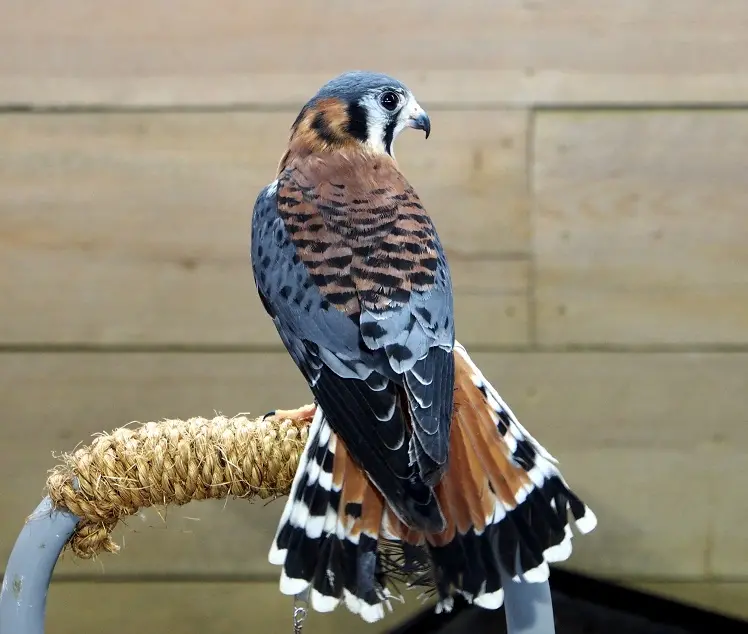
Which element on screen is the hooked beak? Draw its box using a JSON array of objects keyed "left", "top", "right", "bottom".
[{"left": 407, "top": 107, "right": 431, "bottom": 139}]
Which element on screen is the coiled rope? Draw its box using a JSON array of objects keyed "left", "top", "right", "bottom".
[{"left": 44, "top": 406, "right": 315, "bottom": 558}]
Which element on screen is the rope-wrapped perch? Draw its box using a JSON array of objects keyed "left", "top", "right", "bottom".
[
  {"left": 45, "top": 406, "right": 315, "bottom": 559},
  {"left": 7, "top": 402, "right": 558, "bottom": 634}
]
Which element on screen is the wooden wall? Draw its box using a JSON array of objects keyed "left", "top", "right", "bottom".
[{"left": 1, "top": 1, "right": 747, "bottom": 630}]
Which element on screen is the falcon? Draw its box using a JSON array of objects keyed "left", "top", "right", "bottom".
[{"left": 250, "top": 71, "right": 596, "bottom": 622}]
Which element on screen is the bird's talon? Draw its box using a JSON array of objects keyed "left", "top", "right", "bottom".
[{"left": 270, "top": 404, "right": 317, "bottom": 423}]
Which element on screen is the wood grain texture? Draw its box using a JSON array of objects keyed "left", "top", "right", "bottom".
[
  {"left": 711, "top": 449, "right": 748, "bottom": 577},
  {"left": 470, "top": 352, "right": 748, "bottom": 451},
  {"left": 44, "top": 581, "right": 427, "bottom": 634},
  {"left": 0, "top": 111, "right": 529, "bottom": 346},
  {"left": 3, "top": 352, "right": 747, "bottom": 578},
  {"left": 40, "top": 581, "right": 748, "bottom": 633},
  {"left": 0, "top": 352, "right": 309, "bottom": 577},
  {"left": 533, "top": 111, "right": 748, "bottom": 345},
  {"left": 39, "top": 580, "right": 748, "bottom": 632},
  {"left": 1, "top": 1, "right": 747, "bottom": 106},
  {"left": 453, "top": 261, "right": 529, "bottom": 347},
  {"left": 557, "top": 447, "right": 713, "bottom": 577},
  {"left": 626, "top": 581, "right": 748, "bottom": 620},
  {"left": 396, "top": 111, "right": 529, "bottom": 256}
]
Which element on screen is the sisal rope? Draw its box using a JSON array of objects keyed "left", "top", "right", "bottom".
[{"left": 45, "top": 406, "right": 315, "bottom": 559}]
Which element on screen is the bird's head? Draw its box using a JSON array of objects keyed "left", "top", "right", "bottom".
[{"left": 287, "top": 71, "right": 430, "bottom": 158}]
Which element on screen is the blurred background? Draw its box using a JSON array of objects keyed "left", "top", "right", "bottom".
[{"left": 1, "top": 1, "right": 747, "bottom": 632}]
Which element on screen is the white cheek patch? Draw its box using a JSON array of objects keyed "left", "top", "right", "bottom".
[
  {"left": 385, "top": 117, "right": 413, "bottom": 160},
  {"left": 359, "top": 92, "right": 418, "bottom": 157},
  {"left": 359, "top": 93, "right": 389, "bottom": 155}
]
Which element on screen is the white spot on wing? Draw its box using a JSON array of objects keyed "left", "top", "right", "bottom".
[
  {"left": 268, "top": 543, "right": 287, "bottom": 565},
  {"left": 544, "top": 525, "right": 573, "bottom": 563},
  {"left": 306, "top": 458, "right": 321, "bottom": 485},
  {"left": 303, "top": 513, "right": 327, "bottom": 539},
  {"left": 520, "top": 561, "right": 550, "bottom": 583},
  {"left": 575, "top": 508, "right": 598, "bottom": 534},
  {"left": 318, "top": 469, "right": 333, "bottom": 490},
  {"left": 318, "top": 420, "right": 331, "bottom": 445},
  {"left": 359, "top": 601, "right": 386, "bottom": 623},
  {"left": 279, "top": 570, "right": 309, "bottom": 596},
  {"left": 311, "top": 589, "right": 340, "bottom": 612},
  {"left": 473, "top": 588, "right": 504, "bottom": 610},
  {"left": 268, "top": 407, "right": 325, "bottom": 562},
  {"left": 435, "top": 597, "right": 454, "bottom": 614}
]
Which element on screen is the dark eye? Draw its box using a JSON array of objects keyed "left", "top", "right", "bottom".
[{"left": 379, "top": 91, "right": 400, "bottom": 111}]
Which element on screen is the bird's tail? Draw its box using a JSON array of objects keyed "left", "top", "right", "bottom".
[{"left": 268, "top": 342, "right": 597, "bottom": 623}]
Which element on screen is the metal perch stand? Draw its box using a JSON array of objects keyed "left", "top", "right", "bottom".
[{"left": 0, "top": 409, "right": 556, "bottom": 634}]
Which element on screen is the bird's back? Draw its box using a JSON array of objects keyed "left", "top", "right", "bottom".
[{"left": 275, "top": 150, "right": 448, "bottom": 325}]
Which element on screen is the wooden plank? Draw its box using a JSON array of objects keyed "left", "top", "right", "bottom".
[
  {"left": 0, "top": 111, "right": 530, "bottom": 346},
  {"left": 1, "top": 1, "right": 748, "bottom": 107},
  {"left": 0, "top": 352, "right": 310, "bottom": 578},
  {"left": 397, "top": 110, "right": 529, "bottom": 257},
  {"left": 470, "top": 352, "right": 748, "bottom": 451},
  {"left": 712, "top": 450, "right": 748, "bottom": 577},
  {"left": 625, "top": 581, "right": 748, "bottom": 620},
  {"left": 533, "top": 111, "right": 748, "bottom": 345},
  {"left": 0, "top": 112, "right": 285, "bottom": 347},
  {"left": 3, "top": 352, "right": 747, "bottom": 578},
  {"left": 555, "top": 447, "right": 712, "bottom": 577},
  {"left": 42, "top": 580, "right": 748, "bottom": 633},
  {"left": 44, "top": 581, "right": 428, "bottom": 634},
  {"left": 454, "top": 261, "right": 529, "bottom": 346}
]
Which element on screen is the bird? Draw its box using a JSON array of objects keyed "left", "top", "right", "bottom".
[{"left": 250, "top": 71, "right": 597, "bottom": 623}]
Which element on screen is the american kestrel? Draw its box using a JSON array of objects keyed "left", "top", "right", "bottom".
[{"left": 250, "top": 71, "right": 596, "bottom": 622}]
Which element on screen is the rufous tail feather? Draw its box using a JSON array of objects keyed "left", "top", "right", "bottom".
[{"left": 268, "top": 341, "right": 597, "bottom": 622}]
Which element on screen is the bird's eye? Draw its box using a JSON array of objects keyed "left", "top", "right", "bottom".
[{"left": 379, "top": 91, "right": 400, "bottom": 111}]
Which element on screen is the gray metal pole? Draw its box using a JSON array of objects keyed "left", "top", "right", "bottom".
[
  {"left": 0, "top": 496, "right": 79, "bottom": 634},
  {"left": 500, "top": 567, "right": 556, "bottom": 634}
]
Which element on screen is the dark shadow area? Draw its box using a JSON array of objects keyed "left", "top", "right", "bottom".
[{"left": 388, "top": 569, "right": 747, "bottom": 634}]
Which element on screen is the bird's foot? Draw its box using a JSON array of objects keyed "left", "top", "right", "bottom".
[{"left": 264, "top": 403, "right": 317, "bottom": 423}]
